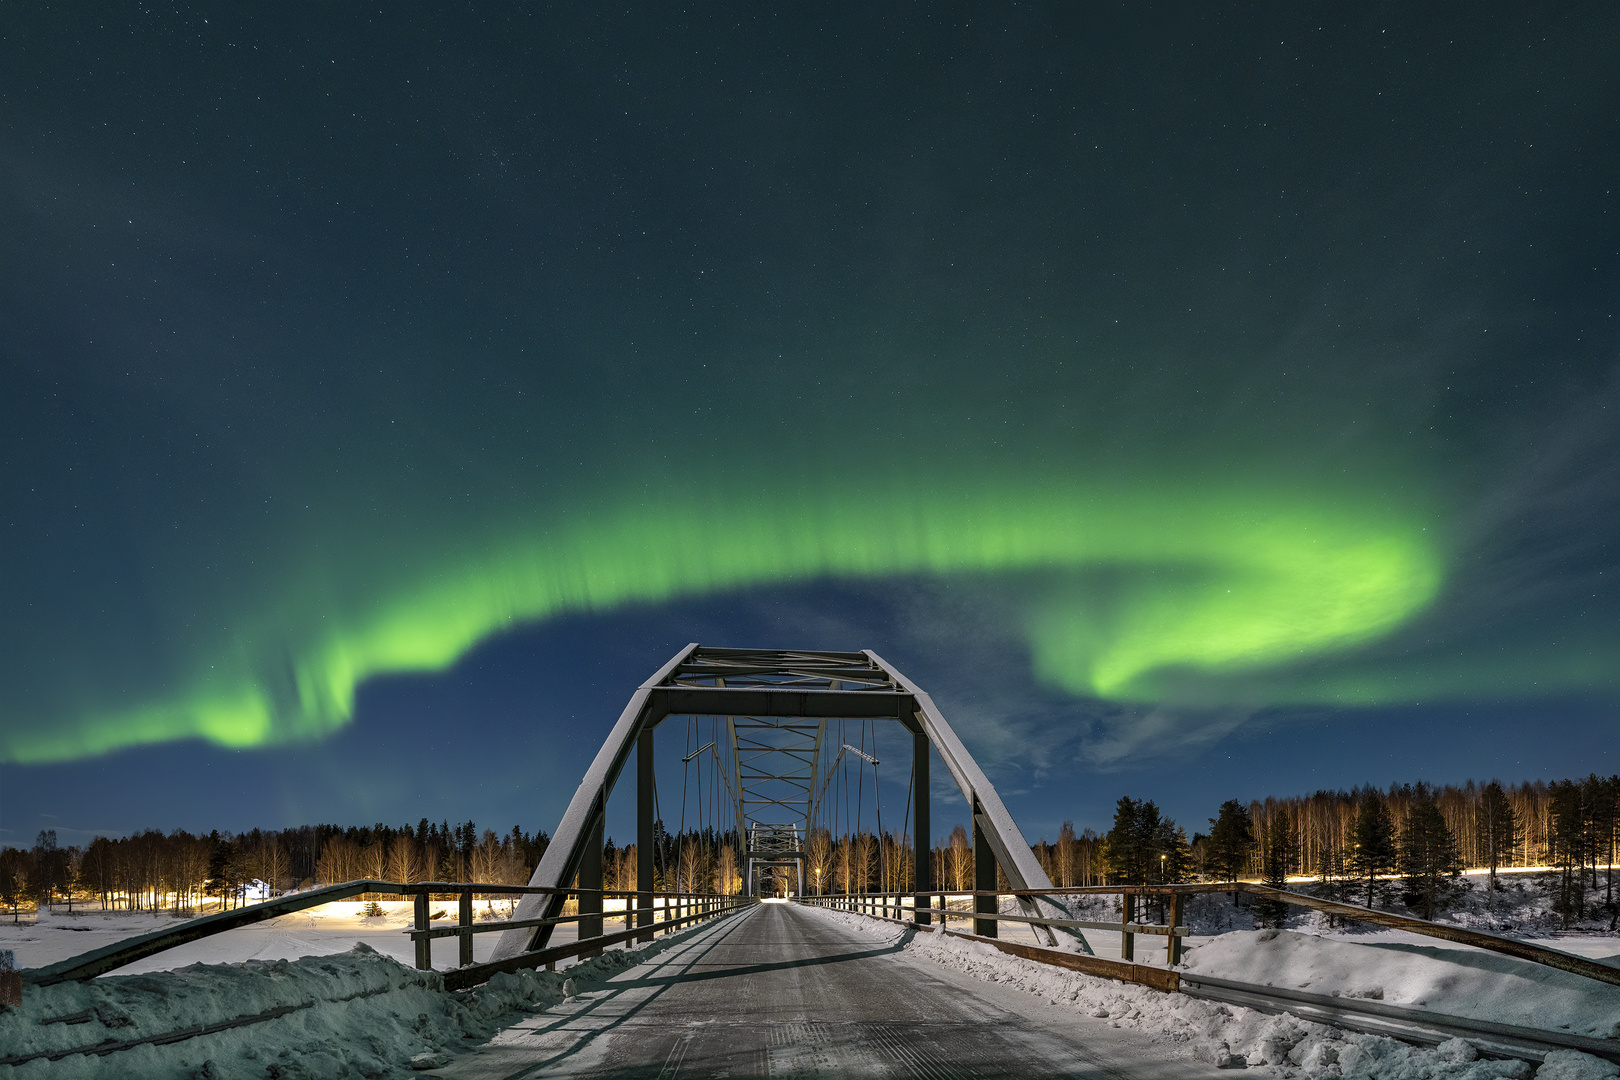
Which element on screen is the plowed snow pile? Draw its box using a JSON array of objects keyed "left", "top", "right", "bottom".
[
  {"left": 0, "top": 940, "right": 651, "bottom": 1080},
  {"left": 801, "top": 906, "right": 1620, "bottom": 1080}
]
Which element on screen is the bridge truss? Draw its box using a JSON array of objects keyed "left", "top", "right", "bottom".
[{"left": 492, "top": 645, "right": 1091, "bottom": 961}]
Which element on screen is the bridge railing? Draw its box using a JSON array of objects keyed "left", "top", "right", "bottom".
[
  {"left": 23, "top": 879, "right": 753, "bottom": 990},
  {"left": 402, "top": 882, "right": 750, "bottom": 972},
  {"left": 798, "top": 881, "right": 1620, "bottom": 990},
  {"left": 800, "top": 887, "right": 1188, "bottom": 966}
]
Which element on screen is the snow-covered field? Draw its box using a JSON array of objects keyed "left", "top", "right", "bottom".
[
  {"left": 952, "top": 873, "right": 1620, "bottom": 970},
  {"left": 803, "top": 905, "right": 1620, "bottom": 1080},
  {"left": 0, "top": 899, "right": 684, "bottom": 975}
]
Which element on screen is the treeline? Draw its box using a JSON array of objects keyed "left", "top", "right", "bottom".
[
  {"left": 4, "top": 775, "right": 1613, "bottom": 926},
  {"left": 801, "top": 824, "right": 1077, "bottom": 895},
  {"left": 598, "top": 826, "right": 746, "bottom": 895},
  {"left": 793, "top": 773, "right": 1620, "bottom": 930},
  {"left": 0, "top": 819, "right": 550, "bottom": 915},
  {"left": 1236, "top": 776, "right": 1618, "bottom": 883},
  {"left": 1070, "top": 775, "right": 1619, "bottom": 929}
]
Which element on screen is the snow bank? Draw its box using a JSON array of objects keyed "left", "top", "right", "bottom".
[
  {"left": 1184, "top": 928, "right": 1620, "bottom": 1040},
  {"left": 799, "top": 905, "right": 1617, "bottom": 1079},
  {"left": 0, "top": 927, "right": 706, "bottom": 1079}
]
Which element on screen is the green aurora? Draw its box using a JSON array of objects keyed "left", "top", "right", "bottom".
[{"left": 2, "top": 475, "right": 1442, "bottom": 764}]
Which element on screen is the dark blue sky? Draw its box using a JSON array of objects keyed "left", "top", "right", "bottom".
[{"left": 2, "top": 5, "right": 1616, "bottom": 850}]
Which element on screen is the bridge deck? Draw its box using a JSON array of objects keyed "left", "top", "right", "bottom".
[{"left": 436, "top": 902, "right": 1221, "bottom": 1079}]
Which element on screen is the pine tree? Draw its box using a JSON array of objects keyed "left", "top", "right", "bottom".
[
  {"left": 1548, "top": 779, "right": 1589, "bottom": 926},
  {"left": 1398, "top": 785, "right": 1465, "bottom": 919},
  {"left": 1348, "top": 790, "right": 1397, "bottom": 909},
  {"left": 1256, "top": 815, "right": 1299, "bottom": 928},
  {"left": 1599, "top": 776, "right": 1620, "bottom": 928},
  {"left": 1102, "top": 796, "right": 1180, "bottom": 886},
  {"left": 1206, "top": 800, "right": 1256, "bottom": 898},
  {"left": 1102, "top": 797, "right": 1147, "bottom": 886},
  {"left": 1159, "top": 824, "right": 1193, "bottom": 885},
  {"left": 1479, "top": 780, "right": 1520, "bottom": 895}
]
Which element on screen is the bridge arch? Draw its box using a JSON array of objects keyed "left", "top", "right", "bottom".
[{"left": 491, "top": 645, "right": 1091, "bottom": 961}]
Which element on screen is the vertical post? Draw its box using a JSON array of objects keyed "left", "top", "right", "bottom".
[
  {"left": 912, "top": 728, "right": 931, "bottom": 926},
  {"left": 637, "top": 725, "right": 655, "bottom": 943},
  {"left": 413, "top": 890, "right": 431, "bottom": 971},
  {"left": 973, "top": 802, "right": 998, "bottom": 938},
  {"left": 1167, "top": 892, "right": 1184, "bottom": 967},
  {"left": 580, "top": 812, "right": 604, "bottom": 956},
  {"left": 458, "top": 888, "right": 473, "bottom": 968},
  {"left": 1121, "top": 892, "right": 1135, "bottom": 962}
]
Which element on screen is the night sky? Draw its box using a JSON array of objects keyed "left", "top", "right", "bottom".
[{"left": 2, "top": 6, "right": 1617, "bottom": 850}]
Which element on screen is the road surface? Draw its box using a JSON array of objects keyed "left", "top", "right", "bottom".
[{"left": 435, "top": 901, "right": 1223, "bottom": 1079}]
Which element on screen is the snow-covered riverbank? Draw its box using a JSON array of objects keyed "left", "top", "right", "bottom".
[{"left": 803, "top": 905, "right": 1620, "bottom": 1079}]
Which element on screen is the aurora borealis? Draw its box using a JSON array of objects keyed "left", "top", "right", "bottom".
[{"left": 2, "top": 6, "right": 1617, "bottom": 840}]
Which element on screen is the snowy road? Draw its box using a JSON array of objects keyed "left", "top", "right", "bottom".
[{"left": 434, "top": 901, "right": 1224, "bottom": 1079}]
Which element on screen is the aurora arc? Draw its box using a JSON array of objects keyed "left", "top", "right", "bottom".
[{"left": 1, "top": 478, "right": 1441, "bottom": 765}]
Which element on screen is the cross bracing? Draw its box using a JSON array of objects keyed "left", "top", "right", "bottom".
[{"left": 491, "top": 645, "right": 1095, "bottom": 962}]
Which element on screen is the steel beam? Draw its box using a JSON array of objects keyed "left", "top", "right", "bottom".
[
  {"left": 637, "top": 724, "right": 655, "bottom": 942},
  {"left": 490, "top": 643, "right": 697, "bottom": 961},
  {"left": 870, "top": 650, "right": 1091, "bottom": 954},
  {"left": 973, "top": 801, "right": 998, "bottom": 937},
  {"left": 913, "top": 728, "right": 931, "bottom": 926},
  {"left": 579, "top": 811, "right": 604, "bottom": 955},
  {"left": 653, "top": 686, "right": 909, "bottom": 720}
]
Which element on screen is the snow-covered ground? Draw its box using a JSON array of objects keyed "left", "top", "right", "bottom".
[
  {"left": 1183, "top": 929, "right": 1620, "bottom": 1039},
  {"left": 0, "top": 911, "right": 739, "bottom": 1080},
  {"left": 800, "top": 905, "right": 1620, "bottom": 1079},
  {"left": 928, "top": 873, "right": 1620, "bottom": 970},
  {"left": 4, "top": 880, "right": 1617, "bottom": 1079}
]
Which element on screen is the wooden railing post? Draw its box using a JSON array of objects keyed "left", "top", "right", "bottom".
[
  {"left": 458, "top": 888, "right": 474, "bottom": 968},
  {"left": 413, "top": 889, "right": 431, "bottom": 970},
  {"left": 1166, "top": 892, "right": 1183, "bottom": 967},
  {"left": 1120, "top": 892, "right": 1135, "bottom": 962}
]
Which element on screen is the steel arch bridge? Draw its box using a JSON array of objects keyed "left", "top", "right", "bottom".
[{"left": 491, "top": 644, "right": 1092, "bottom": 963}]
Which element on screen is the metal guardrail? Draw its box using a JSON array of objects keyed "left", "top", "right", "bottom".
[
  {"left": 405, "top": 886, "right": 746, "bottom": 971},
  {"left": 1180, "top": 971, "right": 1620, "bottom": 1065},
  {"left": 441, "top": 898, "right": 756, "bottom": 991},
  {"left": 798, "top": 895, "right": 1183, "bottom": 992},
  {"left": 22, "top": 879, "right": 752, "bottom": 988},
  {"left": 803, "top": 884, "right": 1620, "bottom": 1064},
  {"left": 801, "top": 882, "right": 1620, "bottom": 989},
  {"left": 25, "top": 879, "right": 407, "bottom": 985},
  {"left": 801, "top": 887, "right": 1190, "bottom": 965}
]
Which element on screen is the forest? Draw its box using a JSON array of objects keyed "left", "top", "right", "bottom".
[{"left": 1, "top": 774, "right": 1614, "bottom": 927}]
